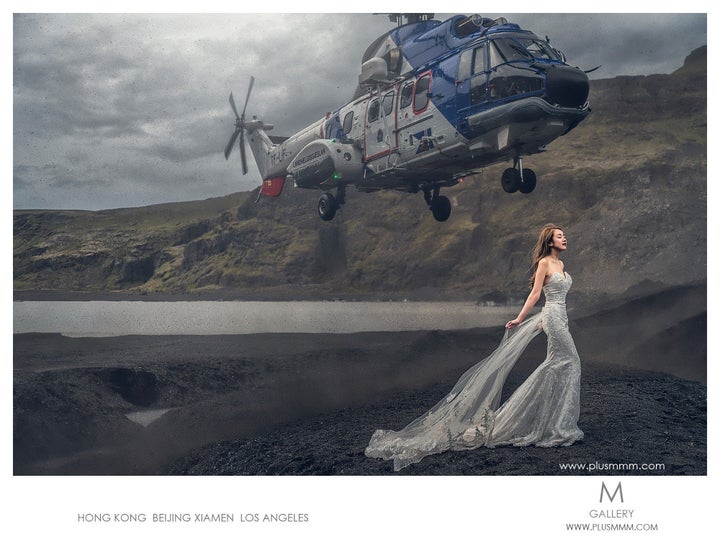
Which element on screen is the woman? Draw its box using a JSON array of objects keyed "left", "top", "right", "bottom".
[{"left": 365, "top": 224, "right": 583, "bottom": 471}]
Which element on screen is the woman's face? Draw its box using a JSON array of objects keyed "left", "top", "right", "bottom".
[{"left": 551, "top": 229, "right": 567, "bottom": 252}]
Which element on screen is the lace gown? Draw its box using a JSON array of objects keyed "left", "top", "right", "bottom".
[{"left": 365, "top": 272, "right": 583, "bottom": 471}]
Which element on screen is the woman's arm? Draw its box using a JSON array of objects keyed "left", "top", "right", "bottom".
[{"left": 505, "top": 258, "right": 548, "bottom": 329}]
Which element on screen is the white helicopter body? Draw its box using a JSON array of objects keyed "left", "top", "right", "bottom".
[{"left": 225, "top": 14, "right": 591, "bottom": 221}]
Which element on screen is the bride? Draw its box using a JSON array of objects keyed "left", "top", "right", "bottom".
[{"left": 365, "top": 224, "right": 584, "bottom": 471}]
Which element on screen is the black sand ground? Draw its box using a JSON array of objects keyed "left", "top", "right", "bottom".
[
  {"left": 13, "top": 287, "right": 706, "bottom": 476},
  {"left": 168, "top": 363, "right": 705, "bottom": 476}
]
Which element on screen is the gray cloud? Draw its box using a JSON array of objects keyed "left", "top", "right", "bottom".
[{"left": 13, "top": 13, "right": 707, "bottom": 210}]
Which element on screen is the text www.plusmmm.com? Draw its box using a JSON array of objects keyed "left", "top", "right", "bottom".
[
  {"left": 558, "top": 462, "right": 666, "bottom": 473},
  {"left": 566, "top": 523, "right": 659, "bottom": 532}
]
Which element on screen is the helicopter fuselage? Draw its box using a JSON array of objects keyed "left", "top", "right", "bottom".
[{"left": 232, "top": 15, "right": 591, "bottom": 221}]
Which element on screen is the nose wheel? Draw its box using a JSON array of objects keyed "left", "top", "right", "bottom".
[{"left": 501, "top": 156, "right": 537, "bottom": 194}]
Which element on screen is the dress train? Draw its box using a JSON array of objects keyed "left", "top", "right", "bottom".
[{"left": 365, "top": 272, "right": 583, "bottom": 471}]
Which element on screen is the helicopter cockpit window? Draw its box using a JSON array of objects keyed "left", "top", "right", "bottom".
[
  {"left": 489, "top": 38, "right": 531, "bottom": 66},
  {"left": 413, "top": 74, "right": 431, "bottom": 114},
  {"left": 368, "top": 99, "right": 380, "bottom": 123},
  {"left": 400, "top": 82, "right": 414, "bottom": 109},
  {"left": 517, "top": 38, "right": 560, "bottom": 61},
  {"left": 382, "top": 91, "right": 395, "bottom": 116},
  {"left": 486, "top": 37, "right": 542, "bottom": 101},
  {"left": 342, "top": 111, "right": 354, "bottom": 136}
]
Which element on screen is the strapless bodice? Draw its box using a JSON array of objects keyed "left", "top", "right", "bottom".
[{"left": 543, "top": 272, "right": 572, "bottom": 305}]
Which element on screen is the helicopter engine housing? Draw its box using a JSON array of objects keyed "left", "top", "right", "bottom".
[{"left": 288, "top": 140, "right": 364, "bottom": 188}]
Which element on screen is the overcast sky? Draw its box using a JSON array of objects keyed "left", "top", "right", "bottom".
[{"left": 12, "top": 8, "right": 708, "bottom": 210}]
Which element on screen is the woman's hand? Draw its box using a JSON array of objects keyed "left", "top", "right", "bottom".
[{"left": 506, "top": 318, "right": 522, "bottom": 329}]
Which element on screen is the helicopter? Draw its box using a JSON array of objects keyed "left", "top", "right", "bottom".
[{"left": 224, "top": 13, "right": 591, "bottom": 222}]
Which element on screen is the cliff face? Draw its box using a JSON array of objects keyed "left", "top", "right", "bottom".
[{"left": 14, "top": 47, "right": 706, "bottom": 304}]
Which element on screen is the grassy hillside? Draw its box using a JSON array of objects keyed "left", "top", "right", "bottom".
[{"left": 14, "top": 47, "right": 706, "bottom": 304}]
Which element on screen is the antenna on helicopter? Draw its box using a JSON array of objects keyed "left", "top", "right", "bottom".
[{"left": 381, "top": 13, "right": 435, "bottom": 27}]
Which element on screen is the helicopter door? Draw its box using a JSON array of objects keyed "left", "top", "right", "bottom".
[
  {"left": 396, "top": 72, "right": 435, "bottom": 159},
  {"left": 456, "top": 43, "right": 488, "bottom": 123},
  {"left": 364, "top": 89, "right": 397, "bottom": 161}
]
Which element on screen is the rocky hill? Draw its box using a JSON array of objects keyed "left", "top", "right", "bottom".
[{"left": 14, "top": 47, "right": 706, "bottom": 306}]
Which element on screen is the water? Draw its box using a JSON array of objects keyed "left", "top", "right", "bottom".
[{"left": 13, "top": 301, "right": 517, "bottom": 337}]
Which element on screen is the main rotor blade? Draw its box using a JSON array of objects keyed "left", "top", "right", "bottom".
[
  {"left": 224, "top": 128, "right": 240, "bottom": 160},
  {"left": 240, "top": 76, "right": 255, "bottom": 120},
  {"left": 239, "top": 129, "right": 248, "bottom": 175},
  {"left": 226, "top": 77, "right": 253, "bottom": 169},
  {"left": 228, "top": 92, "right": 240, "bottom": 120}
]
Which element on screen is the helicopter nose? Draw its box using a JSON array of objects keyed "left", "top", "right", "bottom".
[{"left": 545, "top": 65, "right": 589, "bottom": 107}]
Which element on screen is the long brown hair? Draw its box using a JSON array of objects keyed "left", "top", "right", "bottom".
[{"left": 528, "top": 223, "right": 562, "bottom": 289}]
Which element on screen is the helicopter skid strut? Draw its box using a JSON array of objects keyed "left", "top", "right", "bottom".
[
  {"left": 318, "top": 183, "right": 347, "bottom": 222},
  {"left": 501, "top": 154, "right": 537, "bottom": 194},
  {"left": 423, "top": 186, "right": 452, "bottom": 222}
]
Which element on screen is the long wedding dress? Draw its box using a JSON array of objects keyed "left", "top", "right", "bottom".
[{"left": 365, "top": 272, "right": 583, "bottom": 471}]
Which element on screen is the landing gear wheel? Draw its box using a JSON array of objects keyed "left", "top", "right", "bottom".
[
  {"left": 518, "top": 168, "right": 537, "bottom": 194},
  {"left": 501, "top": 168, "right": 520, "bottom": 193},
  {"left": 318, "top": 192, "right": 337, "bottom": 221},
  {"left": 431, "top": 195, "right": 452, "bottom": 222}
]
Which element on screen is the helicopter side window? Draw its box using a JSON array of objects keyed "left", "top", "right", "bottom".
[
  {"left": 342, "top": 111, "right": 354, "bottom": 136},
  {"left": 368, "top": 99, "right": 380, "bottom": 123},
  {"left": 472, "top": 43, "right": 486, "bottom": 73},
  {"left": 413, "top": 73, "right": 432, "bottom": 114},
  {"left": 458, "top": 44, "right": 485, "bottom": 82},
  {"left": 470, "top": 43, "right": 487, "bottom": 104},
  {"left": 400, "top": 82, "right": 413, "bottom": 108},
  {"left": 400, "top": 82, "right": 414, "bottom": 109},
  {"left": 382, "top": 91, "right": 395, "bottom": 116},
  {"left": 456, "top": 45, "right": 488, "bottom": 106},
  {"left": 457, "top": 49, "right": 472, "bottom": 81}
]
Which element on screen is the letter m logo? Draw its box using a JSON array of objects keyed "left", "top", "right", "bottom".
[{"left": 600, "top": 481, "right": 624, "bottom": 503}]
